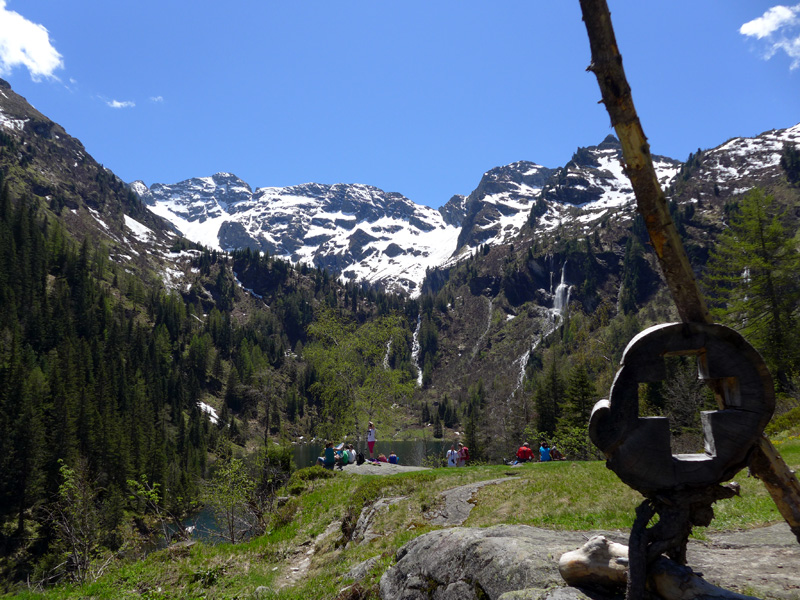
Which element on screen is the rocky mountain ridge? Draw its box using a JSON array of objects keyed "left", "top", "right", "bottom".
[{"left": 132, "top": 135, "right": 688, "bottom": 296}]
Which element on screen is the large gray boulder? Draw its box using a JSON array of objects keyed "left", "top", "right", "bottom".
[{"left": 379, "top": 525, "right": 608, "bottom": 600}]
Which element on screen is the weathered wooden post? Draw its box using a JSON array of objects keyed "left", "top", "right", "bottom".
[{"left": 576, "top": 0, "right": 800, "bottom": 596}]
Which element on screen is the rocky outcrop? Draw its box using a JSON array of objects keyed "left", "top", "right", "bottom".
[
  {"left": 455, "top": 161, "right": 554, "bottom": 251},
  {"left": 379, "top": 525, "right": 600, "bottom": 600},
  {"left": 379, "top": 523, "right": 800, "bottom": 600},
  {"left": 348, "top": 496, "right": 407, "bottom": 547},
  {"left": 538, "top": 136, "right": 679, "bottom": 208}
]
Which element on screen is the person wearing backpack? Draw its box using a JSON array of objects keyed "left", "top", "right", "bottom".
[{"left": 458, "top": 442, "right": 470, "bottom": 467}]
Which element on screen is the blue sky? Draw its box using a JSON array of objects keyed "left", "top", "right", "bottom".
[{"left": 1, "top": 1, "right": 798, "bottom": 209}]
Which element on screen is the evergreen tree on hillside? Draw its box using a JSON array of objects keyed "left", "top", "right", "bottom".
[
  {"left": 619, "top": 236, "right": 647, "bottom": 314},
  {"left": 780, "top": 142, "right": 800, "bottom": 186},
  {"left": 534, "top": 360, "right": 564, "bottom": 437},
  {"left": 559, "top": 364, "right": 597, "bottom": 430},
  {"left": 463, "top": 380, "right": 485, "bottom": 460},
  {"left": 704, "top": 188, "right": 800, "bottom": 387}
]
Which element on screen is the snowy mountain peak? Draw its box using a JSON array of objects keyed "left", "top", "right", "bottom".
[{"left": 134, "top": 177, "right": 461, "bottom": 295}]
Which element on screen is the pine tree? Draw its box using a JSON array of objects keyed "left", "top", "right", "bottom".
[
  {"left": 559, "top": 364, "right": 597, "bottom": 430},
  {"left": 619, "top": 236, "right": 647, "bottom": 314},
  {"left": 534, "top": 360, "right": 564, "bottom": 436},
  {"left": 780, "top": 142, "right": 800, "bottom": 186},
  {"left": 704, "top": 188, "right": 800, "bottom": 387},
  {"left": 433, "top": 413, "right": 443, "bottom": 439}
]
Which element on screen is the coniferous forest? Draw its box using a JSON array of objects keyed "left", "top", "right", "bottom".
[{"left": 0, "top": 167, "right": 425, "bottom": 585}]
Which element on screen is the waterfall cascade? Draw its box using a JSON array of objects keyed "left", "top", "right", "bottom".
[
  {"left": 383, "top": 339, "right": 392, "bottom": 370},
  {"left": 552, "top": 261, "right": 572, "bottom": 318},
  {"left": 471, "top": 297, "right": 493, "bottom": 361},
  {"left": 510, "top": 261, "right": 572, "bottom": 398},
  {"left": 411, "top": 315, "right": 423, "bottom": 387}
]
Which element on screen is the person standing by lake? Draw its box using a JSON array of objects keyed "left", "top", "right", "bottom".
[
  {"left": 457, "top": 442, "right": 469, "bottom": 467},
  {"left": 446, "top": 444, "right": 458, "bottom": 467},
  {"left": 367, "top": 422, "right": 377, "bottom": 459}
]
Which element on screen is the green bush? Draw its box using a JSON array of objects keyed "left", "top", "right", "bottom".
[
  {"left": 286, "top": 482, "right": 306, "bottom": 496},
  {"left": 288, "top": 466, "right": 336, "bottom": 483},
  {"left": 766, "top": 406, "right": 800, "bottom": 435}
]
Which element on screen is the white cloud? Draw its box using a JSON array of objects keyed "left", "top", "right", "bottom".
[
  {"left": 107, "top": 99, "right": 135, "bottom": 109},
  {"left": 150, "top": 96, "right": 164, "bottom": 103},
  {"left": 740, "top": 4, "right": 800, "bottom": 69},
  {"left": 0, "top": 0, "right": 63, "bottom": 80}
]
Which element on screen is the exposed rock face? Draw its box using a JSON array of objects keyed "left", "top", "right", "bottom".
[
  {"left": 348, "top": 496, "right": 407, "bottom": 546},
  {"left": 438, "top": 194, "right": 468, "bottom": 228},
  {"left": 379, "top": 525, "right": 595, "bottom": 600},
  {"left": 456, "top": 161, "right": 555, "bottom": 251},
  {"left": 538, "top": 136, "right": 680, "bottom": 208}
]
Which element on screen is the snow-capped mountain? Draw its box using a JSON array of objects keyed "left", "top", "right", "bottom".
[
  {"left": 452, "top": 136, "right": 681, "bottom": 256},
  {"left": 454, "top": 161, "right": 555, "bottom": 253},
  {"left": 677, "top": 124, "right": 800, "bottom": 199},
  {"left": 132, "top": 177, "right": 463, "bottom": 295},
  {"left": 132, "top": 125, "right": 798, "bottom": 296}
]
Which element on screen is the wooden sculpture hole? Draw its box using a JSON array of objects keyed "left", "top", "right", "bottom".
[{"left": 637, "top": 354, "right": 719, "bottom": 455}]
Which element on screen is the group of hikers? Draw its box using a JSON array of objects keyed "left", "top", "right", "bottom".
[
  {"left": 511, "top": 441, "right": 563, "bottom": 464},
  {"left": 316, "top": 422, "right": 400, "bottom": 469},
  {"left": 445, "top": 442, "right": 470, "bottom": 467},
  {"left": 314, "top": 422, "right": 560, "bottom": 470}
]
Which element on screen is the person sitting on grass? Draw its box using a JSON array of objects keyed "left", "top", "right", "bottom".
[
  {"left": 539, "top": 441, "right": 552, "bottom": 462},
  {"left": 388, "top": 451, "right": 398, "bottom": 464},
  {"left": 516, "top": 442, "right": 534, "bottom": 463},
  {"left": 377, "top": 453, "right": 388, "bottom": 463}
]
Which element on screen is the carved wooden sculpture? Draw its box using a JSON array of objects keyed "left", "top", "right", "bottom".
[
  {"left": 577, "top": 0, "right": 800, "bottom": 545},
  {"left": 589, "top": 323, "right": 773, "bottom": 597},
  {"left": 590, "top": 323, "right": 774, "bottom": 494}
]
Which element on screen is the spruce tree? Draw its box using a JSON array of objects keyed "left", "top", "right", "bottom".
[
  {"left": 704, "top": 188, "right": 800, "bottom": 387},
  {"left": 780, "top": 142, "right": 800, "bottom": 186},
  {"left": 433, "top": 413, "right": 443, "bottom": 439},
  {"left": 559, "top": 364, "right": 597, "bottom": 430},
  {"left": 534, "top": 360, "right": 564, "bottom": 437}
]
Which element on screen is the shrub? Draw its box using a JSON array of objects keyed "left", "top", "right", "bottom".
[{"left": 766, "top": 406, "right": 800, "bottom": 436}]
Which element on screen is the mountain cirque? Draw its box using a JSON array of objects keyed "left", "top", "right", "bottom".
[{"left": 131, "top": 135, "right": 688, "bottom": 296}]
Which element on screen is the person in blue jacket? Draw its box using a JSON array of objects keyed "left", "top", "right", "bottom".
[
  {"left": 317, "top": 441, "right": 336, "bottom": 469},
  {"left": 539, "top": 441, "right": 552, "bottom": 462}
]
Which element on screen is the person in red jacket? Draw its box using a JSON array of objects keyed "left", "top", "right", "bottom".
[{"left": 516, "top": 442, "right": 534, "bottom": 463}]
